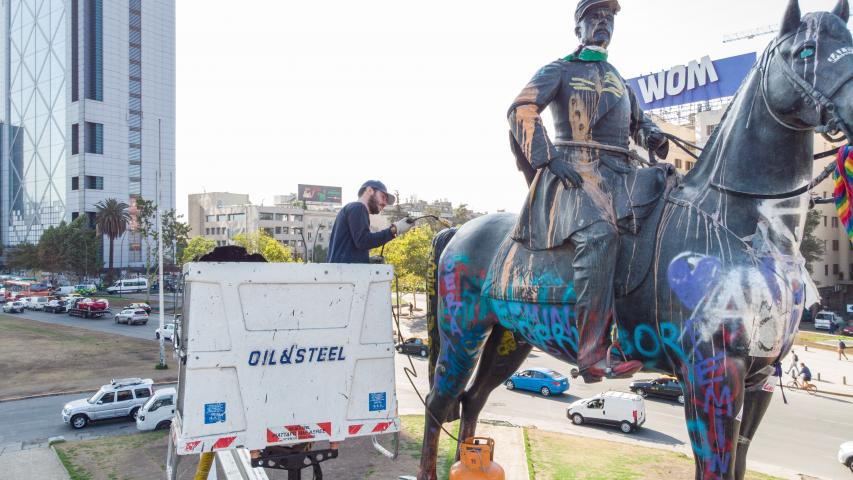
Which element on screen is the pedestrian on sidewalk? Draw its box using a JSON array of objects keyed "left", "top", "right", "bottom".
[
  {"left": 786, "top": 350, "right": 800, "bottom": 376},
  {"left": 839, "top": 339, "right": 849, "bottom": 361}
]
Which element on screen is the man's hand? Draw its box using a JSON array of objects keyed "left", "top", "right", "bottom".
[
  {"left": 647, "top": 131, "right": 670, "bottom": 159},
  {"left": 548, "top": 157, "right": 584, "bottom": 189},
  {"left": 393, "top": 218, "right": 414, "bottom": 237}
]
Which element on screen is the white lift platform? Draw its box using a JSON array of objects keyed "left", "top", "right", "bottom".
[{"left": 167, "top": 262, "right": 400, "bottom": 479}]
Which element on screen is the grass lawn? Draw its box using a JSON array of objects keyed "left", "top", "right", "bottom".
[
  {"left": 525, "top": 428, "right": 782, "bottom": 480},
  {"left": 796, "top": 330, "right": 849, "bottom": 346},
  {"left": 0, "top": 314, "right": 176, "bottom": 399}
]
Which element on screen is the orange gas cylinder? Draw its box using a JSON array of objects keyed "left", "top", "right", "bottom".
[{"left": 449, "top": 437, "right": 505, "bottom": 480}]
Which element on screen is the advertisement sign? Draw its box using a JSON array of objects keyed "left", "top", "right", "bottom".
[
  {"left": 298, "top": 184, "right": 342, "bottom": 205},
  {"left": 626, "top": 52, "right": 756, "bottom": 110},
  {"left": 846, "top": 304, "right": 853, "bottom": 314}
]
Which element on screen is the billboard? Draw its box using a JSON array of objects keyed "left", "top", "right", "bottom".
[
  {"left": 298, "top": 184, "right": 342, "bottom": 204},
  {"left": 625, "top": 52, "right": 756, "bottom": 111}
]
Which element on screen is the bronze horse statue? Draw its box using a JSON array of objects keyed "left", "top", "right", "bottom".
[{"left": 417, "top": 1, "right": 853, "bottom": 479}]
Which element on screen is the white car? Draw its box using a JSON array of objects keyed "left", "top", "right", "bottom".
[
  {"left": 115, "top": 308, "right": 149, "bottom": 325},
  {"left": 136, "top": 387, "right": 176, "bottom": 431},
  {"left": 3, "top": 300, "right": 24, "bottom": 313},
  {"left": 28, "top": 296, "right": 48, "bottom": 310},
  {"left": 567, "top": 391, "right": 646, "bottom": 433},
  {"left": 61, "top": 378, "right": 153, "bottom": 429},
  {"left": 839, "top": 441, "right": 853, "bottom": 471},
  {"left": 155, "top": 323, "right": 175, "bottom": 341}
]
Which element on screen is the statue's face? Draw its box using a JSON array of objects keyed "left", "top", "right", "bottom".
[{"left": 576, "top": 6, "right": 615, "bottom": 48}]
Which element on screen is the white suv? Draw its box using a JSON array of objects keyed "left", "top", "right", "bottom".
[{"left": 61, "top": 378, "right": 154, "bottom": 429}]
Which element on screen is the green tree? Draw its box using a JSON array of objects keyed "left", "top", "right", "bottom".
[
  {"left": 233, "top": 231, "right": 295, "bottom": 262},
  {"left": 452, "top": 203, "right": 474, "bottom": 226},
  {"left": 801, "top": 209, "right": 825, "bottom": 274},
  {"left": 371, "top": 224, "right": 434, "bottom": 309},
  {"left": 95, "top": 199, "right": 130, "bottom": 282},
  {"left": 312, "top": 244, "right": 327, "bottom": 263},
  {"left": 134, "top": 197, "right": 158, "bottom": 302},
  {"left": 38, "top": 223, "right": 69, "bottom": 273},
  {"left": 7, "top": 242, "right": 39, "bottom": 272},
  {"left": 65, "top": 217, "right": 100, "bottom": 278},
  {"left": 162, "top": 210, "right": 191, "bottom": 266},
  {"left": 182, "top": 237, "right": 216, "bottom": 265}
]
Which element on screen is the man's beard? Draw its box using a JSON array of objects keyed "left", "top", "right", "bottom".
[{"left": 367, "top": 194, "right": 381, "bottom": 214}]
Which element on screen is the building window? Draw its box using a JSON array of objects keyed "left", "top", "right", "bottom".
[
  {"left": 72, "top": 0, "right": 79, "bottom": 102},
  {"left": 72, "top": 124, "right": 79, "bottom": 155},
  {"left": 706, "top": 125, "right": 716, "bottom": 136},
  {"left": 262, "top": 228, "right": 274, "bottom": 236},
  {"left": 825, "top": 264, "right": 829, "bottom": 276},
  {"left": 675, "top": 159, "right": 682, "bottom": 169},
  {"left": 85, "top": 0, "right": 103, "bottom": 101},
  {"left": 282, "top": 227, "right": 290, "bottom": 234},
  {"left": 217, "top": 214, "right": 226, "bottom": 221},
  {"left": 275, "top": 227, "right": 282, "bottom": 234},
  {"left": 686, "top": 161, "right": 694, "bottom": 170},
  {"left": 206, "top": 215, "right": 215, "bottom": 222},
  {"left": 834, "top": 264, "right": 840, "bottom": 275},
  {"left": 293, "top": 215, "right": 303, "bottom": 222},
  {"left": 85, "top": 176, "right": 103, "bottom": 190},
  {"left": 259, "top": 212, "right": 274, "bottom": 221},
  {"left": 824, "top": 216, "right": 828, "bottom": 227},
  {"left": 85, "top": 122, "right": 103, "bottom": 154},
  {"left": 833, "top": 240, "right": 840, "bottom": 251},
  {"left": 71, "top": 177, "right": 79, "bottom": 191},
  {"left": 833, "top": 217, "right": 839, "bottom": 228}
]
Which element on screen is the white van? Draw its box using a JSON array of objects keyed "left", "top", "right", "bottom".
[
  {"left": 567, "top": 391, "right": 646, "bottom": 433},
  {"left": 136, "top": 387, "right": 176, "bottom": 431},
  {"left": 107, "top": 278, "right": 148, "bottom": 294},
  {"left": 815, "top": 311, "right": 844, "bottom": 331},
  {"left": 54, "top": 286, "right": 76, "bottom": 296}
]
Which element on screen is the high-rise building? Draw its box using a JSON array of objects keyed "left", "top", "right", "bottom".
[{"left": 0, "top": 0, "right": 175, "bottom": 268}]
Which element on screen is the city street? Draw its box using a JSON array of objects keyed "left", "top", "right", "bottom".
[{"left": 2, "top": 338, "right": 851, "bottom": 479}]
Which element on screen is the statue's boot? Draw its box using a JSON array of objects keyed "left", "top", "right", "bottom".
[{"left": 570, "top": 223, "right": 644, "bottom": 384}]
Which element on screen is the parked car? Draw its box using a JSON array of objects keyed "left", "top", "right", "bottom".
[
  {"left": 395, "top": 338, "right": 429, "bottom": 357},
  {"left": 27, "top": 296, "right": 49, "bottom": 311},
  {"left": 107, "top": 278, "right": 149, "bottom": 294},
  {"left": 44, "top": 299, "right": 68, "bottom": 313},
  {"left": 75, "top": 284, "right": 98, "bottom": 295},
  {"left": 128, "top": 302, "right": 152, "bottom": 314},
  {"left": 815, "top": 311, "right": 845, "bottom": 331},
  {"left": 567, "top": 391, "right": 646, "bottom": 433},
  {"left": 18, "top": 297, "right": 34, "bottom": 309},
  {"left": 61, "top": 378, "right": 153, "bottom": 429},
  {"left": 839, "top": 441, "right": 853, "bottom": 471},
  {"left": 3, "top": 300, "right": 24, "bottom": 313},
  {"left": 67, "top": 297, "right": 109, "bottom": 318},
  {"left": 629, "top": 375, "right": 686, "bottom": 404},
  {"left": 156, "top": 323, "right": 175, "bottom": 341},
  {"left": 115, "top": 308, "right": 149, "bottom": 325},
  {"left": 53, "top": 285, "right": 77, "bottom": 296},
  {"left": 136, "top": 387, "right": 176, "bottom": 431},
  {"left": 505, "top": 367, "right": 570, "bottom": 397},
  {"left": 843, "top": 324, "right": 853, "bottom": 337}
]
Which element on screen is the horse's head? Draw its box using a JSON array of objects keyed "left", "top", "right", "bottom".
[{"left": 762, "top": 0, "right": 853, "bottom": 142}]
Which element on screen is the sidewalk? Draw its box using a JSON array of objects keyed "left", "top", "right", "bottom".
[
  {"left": 782, "top": 341, "right": 853, "bottom": 397},
  {"left": 0, "top": 445, "right": 69, "bottom": 480}
]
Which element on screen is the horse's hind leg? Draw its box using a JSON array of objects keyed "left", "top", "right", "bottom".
[
  {"left": 458, "top": 326, "right": 532, "bottom": 450},
  {"left": 417, "top": 322, "right": 491, "bottom": 480},
  {"left": 733, "top": 379, "right": 774, "bottom": 480}
]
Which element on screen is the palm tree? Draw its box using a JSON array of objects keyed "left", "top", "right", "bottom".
[{"left": 95, "top": 199, "right": 131, "bottom": 282}]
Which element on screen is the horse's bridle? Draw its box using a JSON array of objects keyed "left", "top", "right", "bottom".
[
  {"left": 713, "top": 28, "right": 853, "bottom": 200},
  {"left": 759, "top": 30, "right": 853, "bottom": 144}
]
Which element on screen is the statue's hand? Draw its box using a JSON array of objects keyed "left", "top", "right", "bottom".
[
  {"left": 647, "top": 131, "right": 670, "bottom": 159},
  {"left": 548, "top": 157, "right": 583, "bottom": 188}
]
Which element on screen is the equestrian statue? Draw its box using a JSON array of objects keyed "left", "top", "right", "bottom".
[{"left": 417, "top": 0, "right": 853, "bottom": 479}]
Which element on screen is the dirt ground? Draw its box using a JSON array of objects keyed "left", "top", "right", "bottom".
[
  {"left": 52, "top": 416, "right": 459, "bottom": 480},
  {"left": 0, "top": 315, "right": 177, "bottom": 399},
  {"left": 526, "top": 428, "right": 780, "bottom": 480}
]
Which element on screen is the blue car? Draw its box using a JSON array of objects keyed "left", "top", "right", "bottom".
[{"left": 505, "top": 367, "right": 569, "bottom": 397}]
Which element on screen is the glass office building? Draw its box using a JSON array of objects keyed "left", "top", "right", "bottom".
[{"left": 0, "top": 0, "right": 175, "bottom": 268}]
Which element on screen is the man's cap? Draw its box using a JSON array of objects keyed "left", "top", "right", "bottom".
[
  {"left": 360, "top": 180, "right": 396, "bottom": 205},
  {"left": 575, "top": 0, "right": 620, "bottom": 23}
]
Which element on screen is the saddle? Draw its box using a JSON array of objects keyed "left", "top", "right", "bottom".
[{"left": 483, "top": 164, "right": 678, "bottom": 304}]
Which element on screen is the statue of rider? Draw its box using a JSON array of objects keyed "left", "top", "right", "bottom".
[{"left": 507, "top": 0, "right": 670, "bottom": 382}]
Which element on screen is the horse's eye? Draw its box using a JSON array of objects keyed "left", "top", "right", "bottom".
[{"left": 799, "top": 47, "right": 816, "bottom": 59}]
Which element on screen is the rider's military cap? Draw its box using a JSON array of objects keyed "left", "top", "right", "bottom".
[{"left": 574, "top": 0, "right": 621, "bottom": 23}]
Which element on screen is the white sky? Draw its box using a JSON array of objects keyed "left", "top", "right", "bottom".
[{"left": 175, "top": 0, "right": 848, "bottom": 217}]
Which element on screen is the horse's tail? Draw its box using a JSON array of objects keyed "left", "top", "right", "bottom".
[{"left": 427, "top": 226, "right": 458, "bottom": 389}]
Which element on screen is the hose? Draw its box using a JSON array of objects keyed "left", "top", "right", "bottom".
[{"left": 194, "top": 452, "right": 215, "bottom": 480}]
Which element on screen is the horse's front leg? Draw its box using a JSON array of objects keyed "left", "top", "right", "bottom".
[{"left": 682, "top": 354, "right": 747, "bottom": 480}]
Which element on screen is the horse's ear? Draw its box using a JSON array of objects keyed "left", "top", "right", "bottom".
[
  {"left": 833, "top": 0, "right": 850, "bottom": 23},
  {"left": 780, "top": 0, "right": 801, "bottom": 36}
]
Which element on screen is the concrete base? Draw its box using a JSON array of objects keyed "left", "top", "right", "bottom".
[{"left": 0, "top": 446, "right": 70, "bottom": 480}]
